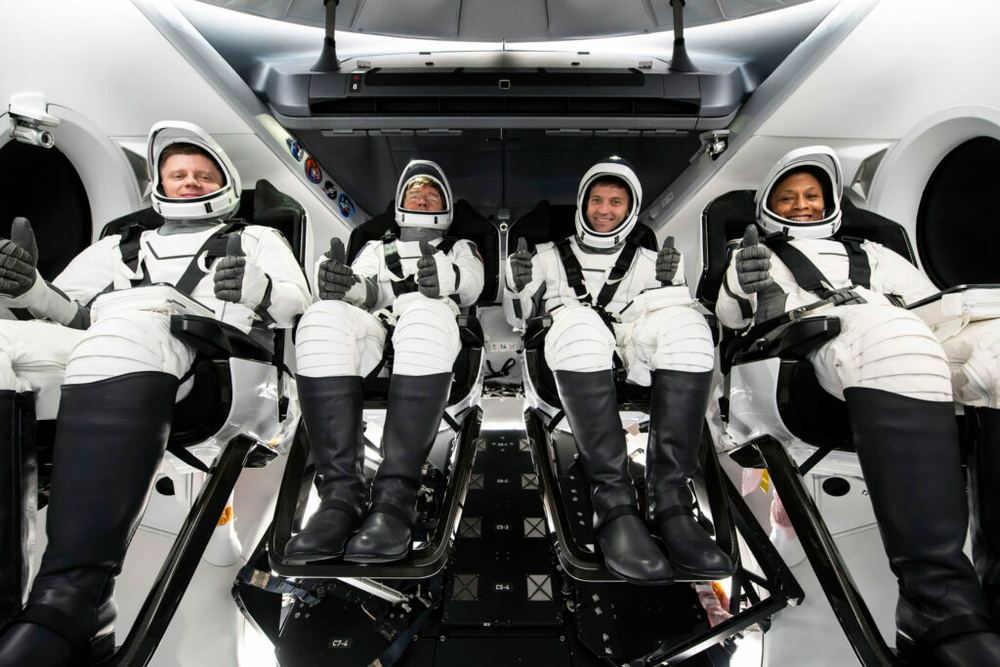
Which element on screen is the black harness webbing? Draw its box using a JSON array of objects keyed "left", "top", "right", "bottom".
[
  {"left": 119, "top": 221, "right": 246, "bottom": 295},
  {"left": 766, "top": 235, "right": 871, "bottom": 299},
  {"left": 554, "top": 231, "right": 643, "bottom": 311},
  {"left": 381, "top": 231, "right": 459, "bottom": 297}
]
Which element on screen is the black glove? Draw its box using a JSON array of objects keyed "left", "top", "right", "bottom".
[
  {"left": 0, "top": 217, "right": 38, "bottom": 297},
  {"left": 417, "top": 239, "right": 441, "bottom": 298},
  {"left": 214, "top": 234, "right": 270, "bottom": 307},
  {"left": 510, "top": 237, "right": 533, "bottom": 292},
  {"left": 655, "top": 235, "right": 681, "bottom": 285},
  {"left": 318, "top": 237, "right": 355, "bottom": 301},
  {"left": 735, "top": 225, "right": 773, "bottom": 294}
]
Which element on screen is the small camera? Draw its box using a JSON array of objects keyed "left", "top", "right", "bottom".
[
  {"left": 7, "top": 92, "right": 60, "bottom": 150},
  {"left": 10, "top": 124, "right": 55, "bottom": 149}
]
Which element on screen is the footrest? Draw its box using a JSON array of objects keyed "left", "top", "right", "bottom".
[
  {"left": 526, "top": 408, "right": 738, "bottom": 583},
  {"left": 268, "top": 408, "right": 482, "bottom": 580}
]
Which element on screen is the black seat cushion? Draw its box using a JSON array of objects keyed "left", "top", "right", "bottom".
[
  {"left": 696, "top": 191, "right": 916, "bottom": 310},
  {"left": 346, "top": 199, "right": 500, "bottom": 305}
]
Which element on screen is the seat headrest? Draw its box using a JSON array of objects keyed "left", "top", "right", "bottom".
[
  {"left": 346, "top": 199, "right": 500, "bottom": 305},
  {"left": 696, "top": 190, "right": 916, "bottom": 311},
  {"left": 99, "top": 179, "right": 307, "bottom": 268},
  {"left": 508, "top": 200, "right": 657, "bottom": 254}
]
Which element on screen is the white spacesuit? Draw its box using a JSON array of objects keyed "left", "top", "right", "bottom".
[
  {"left": 717, "top": 146, "right": 1000, "bottom": 666},
  {"left": 0, "top": 121, "right": 310, "bottom": 667},
  {"left": 286, "top": 160, "right": 484, "bottom": 565},
  {"left": 506, "top": 156, "right": 731, "bottom": 585}
]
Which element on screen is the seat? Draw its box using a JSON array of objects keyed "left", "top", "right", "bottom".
[
  {"left": 697, "top": 192, "right": 917, "bottom": 466},
  {"left": 0, "top": 179, "right": 308, "bottom": 664},
  {"left": 507, "top": 200, "right": 739, "bottom": 584},
  {"left": 697, "top": 190, "right": 926, "bottom": 665},
  {"left": 268, "top": 198, "right": 497, "bottom": 580}
]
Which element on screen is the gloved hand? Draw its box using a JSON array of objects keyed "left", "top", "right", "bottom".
[
  {"left": 416, "top": 239, "right": 455, "bottom": 298},
  {"left": 510, "top": 237, "right": 533, "bottom": 292},
  {"left": 214, "top": 234, "right": 270, "bottom": 308},
  {"left": 655, "top": 235, "right": 681, "bottom": 285},
  {"left": 735, "top": 225, "right": 773, "bottom": 294},
  {"left": 0, "top": 217, "right": 38, "bottom": 298},
  {"left": 317, "top": 237, "right": 356, "bottom": 301}
]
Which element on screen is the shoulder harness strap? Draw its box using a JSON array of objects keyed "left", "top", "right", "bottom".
[
  {"left": 766, "top": 235, "right": 872, "bottom": 300},
  {"left": 555, "top": 237, "right": 591, "bottom": 304},
  {"left": 595, "top": 231, "right": 642, "bottom": 309},
  {"left": 381, "top": 230, "right": 418, "bottom": 297},
  {"left": 174, "top": 221, "right": 247, "bottom": 296}
]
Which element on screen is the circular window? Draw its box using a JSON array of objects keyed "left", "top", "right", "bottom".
[
  {"left": 0, "top": 140, "right": 91, "bottom": 279},
  {"left": 917, "top": 136, "right": 1000, "bottom": 287}
]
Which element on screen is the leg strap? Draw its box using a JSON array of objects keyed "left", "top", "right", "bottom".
[
  {"left": 8, "top": 604, "right": 89, "bottom": 653},
  {"left": 915, "top": 613, "right": 996, "bottom": 653},
  {"left": 652, "top": 504, "right": 695, "bottom": 527},
  {"left": 318, "top": 498, "right": 363, "bottom": 522},
  {"left": 595, "top": 504, "right": 640, "bottom": 533},
  {"left": 369, "top": 502, "right": 414, "bottom": 529}
]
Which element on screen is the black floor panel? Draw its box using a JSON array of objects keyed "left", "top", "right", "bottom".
[
  {"left": 273, "top": 428, "right": 723, "bottom": 667},
  {"left": 442, "top": 430, "right": 563, "bottom": 628}
]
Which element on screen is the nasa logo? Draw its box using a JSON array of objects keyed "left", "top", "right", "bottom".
[
  {"left": 305, "top": 157, "right": 322, "bottom": 183},
  {"left": 338, "top": 193, "right": 354, "bottom": 218},
  {"left": 285, "top": 137, "right": 303, "bottom": 161},
  {"left": 323, "top": 180, "right": 338, "bottom": 200}
]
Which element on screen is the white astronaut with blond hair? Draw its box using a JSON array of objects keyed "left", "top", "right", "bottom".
[{"left": 0, "top": 121, "right": 309, "bottom": 667}]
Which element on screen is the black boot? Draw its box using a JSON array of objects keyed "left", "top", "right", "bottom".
[
  {"left": 969, "top": 406, "right": 1000, "bottom": 621},
  {"left": 344, "top": 372, "right": 452, "bottom": 563},
  {"left": 0, "top": 372, "right": 177, "bottom": 667},
  {"left": 283, "top": 375, "right": 366, "bottom": 563},
  {"left": 0, "top": 391, "right": 37, "bottom": 626},
  {"left": 646, "top": 370, "right": 733, "bottom": 580},
  {"left": 844, "top": 388, "right": 1000, "bottom": 666},
  {"left": 554, "top": 370, "right": 673, "bottom": 585}
]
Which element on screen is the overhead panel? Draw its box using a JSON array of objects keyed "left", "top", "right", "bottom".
[
  {"left": 195, "top": 0, "right": 819, "bottom": 40},
  {"left": 350, "top": 0, "right": 462, "bottom": 40},
  {"left": 458, "top": 1, "right": 550, "bottom": 42}
]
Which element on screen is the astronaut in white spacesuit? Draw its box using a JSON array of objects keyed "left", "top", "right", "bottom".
[
  {"left": 716, "top": 146, "right": 1000, "bottom": 666},
  {"left": 0, "top": 121, "right": 310, "bottom": 667},
  {"left": 506, "top": 157, "right": 732, "bottom": 585},
  {"left": 285, "top": 159, "right": 484, "bottom": 564}
]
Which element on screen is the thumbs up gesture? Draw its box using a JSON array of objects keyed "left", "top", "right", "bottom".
[
  {"left": 655, "top": 235, "right": 681, "bottom": 285},
  {"left": 735, "top": 224, "right": 773, "bottom": 294},
  {"left": 510, "top": 236, "right": 533, "bottom": 292},
  {"left": 317, "top": 237, "right": 356, "bottom": 301},
  {"left": 416, "top": 239, "right": 445, "bottom": 298},
  {"left": 214, "top": 232, "right": 270, "bottom": 307},
  {"left": 0, "top": 217, "right": 39, "bottom": 297}
]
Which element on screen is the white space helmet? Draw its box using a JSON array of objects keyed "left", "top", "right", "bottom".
[
  {"left": 148, "top": 121, "right": 241, "bottom": 221},
  {"left": 575, "top": 156, "right": 642, "bottom": 250},
  {"left": 395, "top": 159, "right": 453, "bottom": 230},
  {"left": 756, "top": 146, "right": 843, "bottom": 239}
]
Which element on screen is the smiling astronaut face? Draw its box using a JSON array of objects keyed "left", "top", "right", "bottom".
[{"left": 768, "top": 170, "right": 826, "bottom": 223}]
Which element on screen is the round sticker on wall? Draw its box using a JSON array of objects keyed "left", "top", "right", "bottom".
[
  {"left": 338, "top": 193, "right": 355, "bottom": 218},
  {"left": 286, "top": 137, "right": 303, "bottom": 161},
  {"left": 304, "top": 157, "right": 322, "bottom": 184},
  {"left": 323, "top": 180, "right": 338, "bottom": 200}
]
